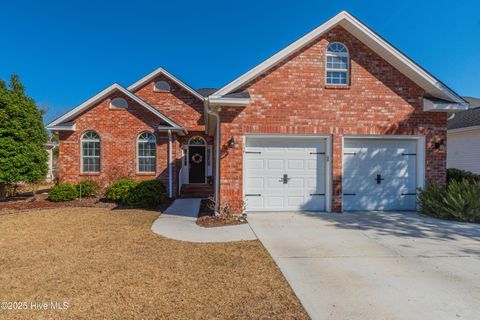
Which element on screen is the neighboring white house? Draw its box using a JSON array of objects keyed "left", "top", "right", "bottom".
[{"left": 447, "top": 97, "right": 480, "bottom": 174}]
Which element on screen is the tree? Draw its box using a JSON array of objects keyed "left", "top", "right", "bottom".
[{"left": 0, "top": 75, "right": 48, "bottom": 200}]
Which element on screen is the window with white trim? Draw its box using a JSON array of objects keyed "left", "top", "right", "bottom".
[
  {"left": 81, "top": 131, "right": 100, "bottom": 172},
  {"left": 326, "top": 42, "right": 349, "bottom": 85},
  {"left": 137, "top": 132, "right": 156, "bottom": 172}
]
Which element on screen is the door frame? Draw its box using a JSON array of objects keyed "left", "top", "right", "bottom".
[
  {"left": 182, "top": 136, "right": 211, "bottom": 184},
  {"left": 243, "top": 134, "right": 333, "bottom": 212},
  {"left": 341, "top": 135, "right": 426, "bottom": 212}
]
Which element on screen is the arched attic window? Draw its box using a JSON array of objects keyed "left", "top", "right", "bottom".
[
  {"left": 154, "top": 81, "right": 171, "bottom": 92},
  {"left": 326, "top": 42, "right": 349, "bottom": 85},
  {"left": 110, "top": 97, "right": 129, "bottom": 109}
]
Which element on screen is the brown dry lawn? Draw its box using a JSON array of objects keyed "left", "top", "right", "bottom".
[{"left": 0, "top": 208, "right": 308, "bottom": 319}]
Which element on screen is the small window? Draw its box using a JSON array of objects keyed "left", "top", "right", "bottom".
[
  {"left": 110, "top": 97, "right": 128, "bottom": 109},
  {"left": 326, "top": 42, "right": 349, "bottom": 85},
  {"left": 188, "top": 136, "right": 206, "bottom": 145},
  {"left": 154, "top": 81, "right": 171, "bottom": 92},
  {"left": 81, "top": 131, "right": 100, "bottom": 172},
  {"left": 137, "top": 132, "right": 156, "bottom": 172}
]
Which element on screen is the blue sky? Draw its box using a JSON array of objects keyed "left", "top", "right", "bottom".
[{"left": 1, "top": 0, "right": 479, "bottom": 123}]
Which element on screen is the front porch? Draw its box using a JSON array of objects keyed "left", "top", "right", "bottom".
[
  {"left": 179, "top": 183, "right": 214, "bottom": 198},
  {"left": 177, "top": 135, "right": 214, "bottom": 198}
]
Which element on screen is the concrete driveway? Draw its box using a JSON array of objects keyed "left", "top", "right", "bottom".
[{"left": 248, "top": 211, "right": 480, "bottom": 320}]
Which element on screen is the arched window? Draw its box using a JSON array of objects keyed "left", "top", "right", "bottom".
[
  {"left": 188, "top": 136, "right": 206, "bottom": 145},
  {"left": 326, "top": 42, "right": 349, "bottom": 85},
  {"left": 154, "top": 81, "right": 171, "bottom": 92},
  {"left": 81, "top": 131, "right": 100, "bottom": 172},
  {"left": 137, "top": 132, "right": 156, "bottom": 172},
  {"left": 110, "top": 97, "right": 129, "bottom": 109}
]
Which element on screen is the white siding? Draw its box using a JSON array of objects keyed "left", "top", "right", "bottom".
[{"left": 447, "top": 128, "right": 480, "bottom": 174}]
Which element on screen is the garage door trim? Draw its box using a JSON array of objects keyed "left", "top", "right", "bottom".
[
  {"left": 342, "top": 135, "right": 426, "bottom": 211},
  {"left": 243, "top": 134, "right": 333, "bottom": 212}
]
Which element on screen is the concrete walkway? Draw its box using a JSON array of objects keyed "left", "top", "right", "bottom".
[
  {"left": 151, "top": 198, "right": 256, "bottom": 243},
  {"left": 248, "top": 211, "right": 480, "bottom": 320}
]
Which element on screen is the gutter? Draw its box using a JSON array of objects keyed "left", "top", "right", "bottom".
[
  {"left": 204, "top": 100, "right": 220, "bottom": 213},
  {"left": 167, "top": 130, "right": 173, "bottom": 198},
  {"left": 208, "top": 96, "right": 250, "bottom": 107}
]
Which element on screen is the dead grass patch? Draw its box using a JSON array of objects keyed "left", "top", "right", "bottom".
[{"left": 0, "top": 208, "right": 308, "bottom": 319}]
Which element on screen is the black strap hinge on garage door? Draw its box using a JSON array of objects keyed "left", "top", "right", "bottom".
[
  {"left": 245, "top": 194, "right": 261, "bottom": 197},
  {"left": 401, "top": 153, "right": 416, "bottom": 156},
  {"left": 343, "top": 152, "right": 356, "bottom": 155},
  {"left": 401, "top": 193, "right": 417, "bottom": 196},
  {"left": 310, "top": 193, "right": 325, "bottom": 196},
  {"left": 245, "top": 151, "right": 261, "bottom": 154},
  {"left": 343, "top": 193, "right": 356, "bottom": 196},
  {"left": 310, "top": 152, "right": 325, "bottom": 155}
]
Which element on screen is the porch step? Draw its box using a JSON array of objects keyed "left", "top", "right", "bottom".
[{"left": 180, "top": 184, "right": 214, "bottom": 199}]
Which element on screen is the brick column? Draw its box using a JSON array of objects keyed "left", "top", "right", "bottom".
[{"left": 332, "top": 134, "right": 343, "bottom": 212}]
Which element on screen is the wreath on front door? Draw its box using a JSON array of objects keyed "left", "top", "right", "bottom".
[{"left": 191, "top": 153, "right": 203, "bottom": 164}]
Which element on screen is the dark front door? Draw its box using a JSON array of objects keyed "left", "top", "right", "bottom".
[{"left": 189, "top": 146, "right": 206, "bottom": 183}]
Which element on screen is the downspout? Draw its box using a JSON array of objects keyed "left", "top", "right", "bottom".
[
  {"left": 168, "top": 130, "right": 173, "bottom": 198},
  {"left": 204, "top": 100, "right": 220, "bottom": 213}
]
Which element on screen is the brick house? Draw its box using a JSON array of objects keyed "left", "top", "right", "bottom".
[{"left": 47, "top": 11, "right": 468, "bottom": 213}]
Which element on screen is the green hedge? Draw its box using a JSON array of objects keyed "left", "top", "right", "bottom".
[
  {"left": 105, "top": 179, "right": 166, "bottom": 207},
  {"left": 48, "top": 183, "right": 78, "bottom": 202},
  {"left": 105, "top": 179, "right": 138, "bottom": 203},
  {"left": 447, "top": 168, "right": 480, "bottom": 184},
  {"left": 418, "top": 179, "right": 480, "bottom": 223},
  {"left": 77, "top": 179, "right": 100, "bottom": 197}
]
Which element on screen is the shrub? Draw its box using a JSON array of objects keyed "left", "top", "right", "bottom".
[
  {"left": 105, "top": 179, "right": 138, "bottom": 203},
  {"left": 48, "top": 183, "right": 78, "bottom": 202},
  {"left": 77, "top": 179, "right": 100, "bottom": 197},
  {"left": 447, "top": 168, "right": 480, "bottom": 184},
  {"left": 124, "top": 180, "right": 166, "bottom": 207},
  {"left": 418, "top": 179, "right": 480, "bottom": 223}
]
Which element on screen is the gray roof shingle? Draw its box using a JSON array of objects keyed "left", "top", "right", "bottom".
[
  {"left": 196, "top": 88, "right": 250, "bottom": 99},
  {"left": 448, "top": 97, "right": 480, "bottom": 130},
  {"left": 196, "top": 88, "right": 218, "bottom": 97}
]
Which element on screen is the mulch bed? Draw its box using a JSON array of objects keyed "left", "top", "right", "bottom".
[
  {"left": 0, "top": 194, "right": 172, "bottom": 215},
  {"left": 196, "top": 198, "right": 247, "bottom": 228},
  {"left": 0, "top": 194, "right": 115, "bottom": 215}
]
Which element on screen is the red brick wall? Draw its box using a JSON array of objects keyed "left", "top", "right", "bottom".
[
  {"left": 132, "top": 74, "right": 205, "bottom": 131},
  {"left": 218, "top": 26, "right": 447, "bottom": 212},
  {"left": 58, "top": 77, "right": 209, "bottom": 194},
  {"left": 58, "top": 92, "right": 172, "bottom": 188}
]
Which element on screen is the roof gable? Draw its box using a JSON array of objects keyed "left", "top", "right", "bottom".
[
  {"left": 128, "top": 67, "right": 205, "bottom": 101},
  {"left": 46, "top": 83, "right": 183, "bottom": 130},
  {"left": 212, "top": 11, "right": 467, "bottom": 109}
]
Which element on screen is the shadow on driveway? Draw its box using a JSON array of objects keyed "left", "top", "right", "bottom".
[{"left": 297, "top": 210, "right": 480, "bottom": 242}]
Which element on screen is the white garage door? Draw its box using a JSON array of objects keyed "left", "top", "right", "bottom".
[
  {"left": 343, "top": 138, "right": 417, "bottom": 211},
  {"left": 244, "top": 138, "right": 326, "bottom": 211}
]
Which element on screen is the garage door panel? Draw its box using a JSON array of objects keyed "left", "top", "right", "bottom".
[
  {"left": 246, "top": 196, "right": 263, "bottom": 208},
  {"left": 287, "top": 177, "right": 305, "bottom": 188},
  {"left": 267, "top": 159, "right": 284, "bottom": 169},
  {"left": 343, "top": 194, "right": 417, "bottom": 211},
  {"left": 246, "top": 158, "right": 264, "bottom": 169},
  {"left": 245, "top": 138, "right": 326, "bottom": 212},
  {"left": 266, "top": 196, "right": 284, "bottom": 208},
  {"left": 343, "top": 138, "right": 417, "bottom": 211},
  {"left": 267, "top": 178, "right": 284, "bottom": 188},
  {"left": 287, "top": 159, "right": 305, "bottom": 169},
  {"left": 246, "top": 177, "right": 264, "bottom": 189}
]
